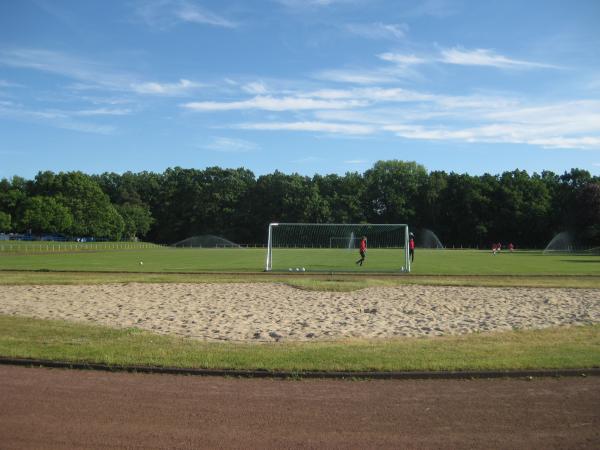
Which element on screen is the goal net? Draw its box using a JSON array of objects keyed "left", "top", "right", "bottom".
[{"left": 265, "top": 223, "right": 411, "bottom": 273}]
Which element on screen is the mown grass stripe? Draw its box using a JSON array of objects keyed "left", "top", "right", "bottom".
[
  {"left": 1, "top": 357, "right": 598, "bottom": 380},
  {"left": 1, "top": 316, "right": 598, "bottom": 373}
]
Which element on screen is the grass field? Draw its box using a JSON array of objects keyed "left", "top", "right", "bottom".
[
  {"left": 1, "top": 242, "right": 598, "bottom": 374},
  {"left": 1, "top": 244, "right": 599, "bottom": 276},
  {"left": 2, "top": 316, "right": 598, "bottom": 372}
]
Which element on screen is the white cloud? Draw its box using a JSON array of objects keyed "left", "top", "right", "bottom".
[
  {"left": 405, "top": 0, "right": 458, "bottom": 18},
  {"left": 0, "top": 48, "right": 134, "bottom": 90},
  {"left": 378, "top": 52, "right": 427, "bottom": 66},
  {"left": 276, "top": 0, "right": 352, "bottom": 7},
  {"left": 304, "top": 89, "right": 354, "bottom": 99},
  {"left": 528, "top": 136, "right": 600, "bottom": 149},
  {"left": 345, "top": 22, "right": 408, "bottom": 40},
  {"left": 135, "top": 0, "right": 237, "bottom": 29},
  {"left": 0, "top": 79, "right": 23, "bottom": 88},
  {"left": 73, "top": 108, "right": 132, "bottom": 116},
  {"left": 242, "top": 81, "right": 268, "bottom": 94},
  {"left": 385, "top": 120, "right": 600, "bottom": 150},
  {"left": 314, "top": 68, "right": 399, "bottom": 84},
  {"left": 183, "top": 95, "right": 365, "bottom": 111},
  {"left": 131, "top": 79, "right": 202, "bottom": 96},
  {"left": 305, "top": 86, "right": 430, "bottom": 102},
  {"left": 182, "top": 77, "right": 600, "bottom": 148},
  {"left": 237, "top": 121, "right": 375, "bottom": 135},
  {"left": 440, "top": 47, "right": 559, "bottom": 69},
  {"left": 378, "top": 48, "right": 559, "bottom": 71},
  {"left": 202, "top": 137, "right": 258, "bottom": 152},
  {"left": 0, "top": 102, "right": 117, "bottom": 134},
  {"left": 344, "top": 159, "right": 368, "bottom": 164},
  {"left": 55, "top": 121, "right": 116, "bottom": 134},
  {"left": 316, "top": 53, "right": 425, "bottom": 85},
  {"left": 175, "top": 2, "right": 237, "bottom": 28},
  {"left": 358, "top": 87, "right": 433, "bottom": 102},
  {"left": 0, "top": 47, "right": 204, "bottom": 98}
]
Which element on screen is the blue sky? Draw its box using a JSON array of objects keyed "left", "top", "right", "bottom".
[{"left": 1, "top": 0, "right": 599, "bottom": 179}]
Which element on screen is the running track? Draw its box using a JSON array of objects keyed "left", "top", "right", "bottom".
[{"left": 1, "top": 365, "right": 599, "bottom": 449}]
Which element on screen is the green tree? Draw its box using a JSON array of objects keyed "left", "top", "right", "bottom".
[
  {"left": 575, "top": 182, "right": 600, "bottom": 245},
  {"left": 116, "top": 203, "right": 154, "bottom": 240},
  {"left": 0, "top": 211, "right": 10, "bottom": 232},
  {"left": 196, "top": 167, "right": 257, "bottom": 241},
  {"left": 438, "top": 173, "right": 495, "bottom": 247},
  {"left": 31, "top": 171, "right": 124, "bottom": 240},
  {"left": 247, "top": 171, "right": 330, "bottom": 242},
  {"left": 0, "top": 177, "right": 27, "bottom": 221},
  {"left": 363, "top": 160, "right": 428, "bottom": 223},
  {"left": 492, "top": 170, "right": 551, "bottom": 247},
  {"left": 417, "top": 170, "right": 448, "bottom": 231},
  {"left": 16, "top": 196, "right": 73, "bottom": 234},
  {"left": 313, "top": 172, "right": 366, "bottom": 223}
]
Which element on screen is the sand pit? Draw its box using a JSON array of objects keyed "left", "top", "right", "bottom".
[{"left": 0, "top": 283, "right": 598, "bottom": 341}]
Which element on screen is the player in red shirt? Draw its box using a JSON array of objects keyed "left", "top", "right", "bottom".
[
  {"left": 409, "top": 232, "right": 415, "bottom": 262},
  {"left": 355, "top": 236, "right": 367, "bottom": 266}
]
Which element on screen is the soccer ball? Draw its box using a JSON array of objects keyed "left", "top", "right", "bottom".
[
  {"left": 295, "top": 267, "right": 300, "bottom": 271},
  {"left": 301, "top": 267, "right": 306, "bottom": 272},
  {"left": 139, "top": 261, "right": 144, "bottom": 265}
]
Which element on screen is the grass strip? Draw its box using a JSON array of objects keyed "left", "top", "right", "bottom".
[
  {"left": 1, "top": 270, "right": 600, "bottom": 289},
  {"left": 1, "top": 315, "right": 598, "bottom": 372},
  {"left": 1, "top": 248, "right": 599, "bottom": 276}
]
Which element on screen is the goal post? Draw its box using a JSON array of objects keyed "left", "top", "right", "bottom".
[{"left": 265, "top": 223, "right": 411, "bottom": 273}]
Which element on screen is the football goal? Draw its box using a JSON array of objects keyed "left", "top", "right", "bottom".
[{"left": 265, "top": 223, "right": 411, "bottom": 273}]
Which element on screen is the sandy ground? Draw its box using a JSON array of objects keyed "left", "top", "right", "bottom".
[{"left": 0, "top": 283, "right": 598, "bottom": 341}]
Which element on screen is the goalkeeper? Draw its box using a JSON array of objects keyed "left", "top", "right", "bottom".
[{"left": 355, "top": 236, "right": 367, "bottom": 266}]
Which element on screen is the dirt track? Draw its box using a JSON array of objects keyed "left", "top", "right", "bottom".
[{"left": 1, "top": 366, "right": 599, "bottom": 449}]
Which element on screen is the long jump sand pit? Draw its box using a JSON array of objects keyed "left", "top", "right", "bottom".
[{"left": 1, "top": 283, "right": 598, "bottom": 341}]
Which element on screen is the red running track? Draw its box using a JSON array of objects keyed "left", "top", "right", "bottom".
[{"left": 1, "top": 365, "right": 599, "bottom": 449}]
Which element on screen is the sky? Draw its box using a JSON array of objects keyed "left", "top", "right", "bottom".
[{"left": 1, "top": 0, "right": 599, "bottom": 180}]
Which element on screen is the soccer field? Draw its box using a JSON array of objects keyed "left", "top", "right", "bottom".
[
  {"left": 1, "top": 243, "right": 599, "bottom": 374},
  {"left": 0, "top": 244, "right": 599, "bottom": 275}
]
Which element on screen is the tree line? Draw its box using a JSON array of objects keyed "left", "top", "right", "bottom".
[{"left": 1, "top": 160, "right": 599, "bottom": 248}]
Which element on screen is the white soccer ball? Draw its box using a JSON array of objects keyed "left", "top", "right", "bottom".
[
  {"left": 301, "top": 267, "right": 306, "bottom": 272},
  {"left": 295, "top": 267, "right": 300, "bottom": 271},
  {"left": 139, "top": 261, "right": 144, "bottom": 265}
]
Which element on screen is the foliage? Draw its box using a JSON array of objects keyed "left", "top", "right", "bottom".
[
  {"left": 576, "top": 182, "right": 600, "bottom": 245},
  {"left": 0, "top": 211, "right": 10, "bottom": 232},
  {"left": 16, "top": 196, "right": 73, "bottom": 234},
  {"left": 31, "top": 171, "right": 124, "bottom": 240},
  {"left": 363, "top": 160, "right": 428, "bottom": 223},
  {"left": 1, "top": 162, "right": 598, "bottom": 246},
  {"left": 116, "top": 203, "right": 154, "bottom": 240}
]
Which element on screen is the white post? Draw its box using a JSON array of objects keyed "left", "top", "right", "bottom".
[
  {"left": 405, "top": 225, "right": 411, "bottom": 273},
  {"left": 265, "top": 223, "right": 275, "bottom": 271}
]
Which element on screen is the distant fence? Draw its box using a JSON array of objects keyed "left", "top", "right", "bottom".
[
  {"left": 2, "top": 241, "right": 595, "bottom": 253},
  {"left": 171, "top": 243, "right": 268, "bottom": 249},
  {"left": 0, "top": 241, "right": 162, "bottom": 253}
]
